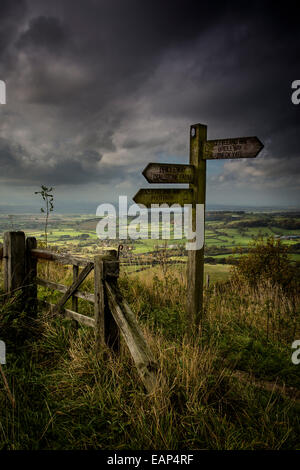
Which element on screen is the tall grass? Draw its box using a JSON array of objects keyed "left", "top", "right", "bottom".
[{"left": 0, "top": 262, "right": 299, "bottom": 450}]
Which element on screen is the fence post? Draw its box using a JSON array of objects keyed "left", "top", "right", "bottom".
[
  {"left": 25, "top": 236, "right": 37, "bottom": 318},
  {"left": 71, "top": 265, "right": 79, "bottom": 329},
  {"left": 3, "top": 231, "right": 26, "bottom": 310},
  {"left": 94, "top": 250, "right": 120, "bottom": 353}
]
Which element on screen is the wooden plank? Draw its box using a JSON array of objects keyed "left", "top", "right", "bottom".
[
  {"left": 142, "top": 163, "right": 195, "bottom": 184},
  {"left": 30, "top": 249, "right": 91, "bottom": 267},
  {"left": 133, "top": 188, "right": 193, "bottom": 207},
  {"left": 36, "top": 277, "right": 95, "bottom": 303},
  {"left": 186, "top": 124, "right": 207, "bottom": 329},
  {"left": 72, "top": 265, "right": 79, "bottom": 312},
  {"left": 30, "top": 249, "right": 119, "bottom": 277},
  {"left": 203, "top": 136, "right": 263, "bottom": 160},
  {"left": 94, "top": 252, "right": 120, "bottom": 352},
  {"left": 25, "top": 237, "right": 37, "bottom": 318},
  {"left": 3, "top": 232, "right": 26, "bottom": 306},
  {"left": 53, "top": 262, "right": 94, "bottom": 314},
  {"left": 105, "top": 280, "right": 160, "bottom": 394},
  {"left": 94, "top": 255, "right": 106, "bottom": 350},
  {"left": 71, "top": 265, "right": 79, "bottom": 329},
  {"left": 64, "top": 309, "right": 94, "bottom": 327},
  {"left": 40, "top": 300, "right": 95, "bottom": 327},
  {"left": 3, "top": 237, "right": 8, "bottom": 293},
  {"left": 103, "top": 259, "right": 120, "bottom": 278}
]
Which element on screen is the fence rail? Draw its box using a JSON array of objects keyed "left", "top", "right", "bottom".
[
  {"left": 40, "top": 299, "right": 96, "bottom": 327},
  {"left": 36, "top": 277, "right": 95, "bottom": 303},
  {"left": 30, "top": 248, "right": 91, "bottom": 267},
  {"left": 0, "top": 232, "right": 160, "bottom": 394}
]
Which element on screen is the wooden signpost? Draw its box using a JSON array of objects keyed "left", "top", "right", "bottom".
[
  {"left": 133, "top": 123, "right": 264, "bottom": 330},
  {"left": 133, "top": 188, "right": 193, "bottom": 206},
  {"left": 143, "top": 163, "right": 195, "bottom": 184},
  {"left": 203, "top": 137, "right": 263, "bottom": 160}
]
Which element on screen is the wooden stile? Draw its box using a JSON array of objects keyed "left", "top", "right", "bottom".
[{"left": 1, "top": 233, "right": 161, "bottom": 394}]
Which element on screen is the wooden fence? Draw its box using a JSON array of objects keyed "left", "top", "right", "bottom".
[{"left": 0, "top": 231, "right": 160, "bottom": 394}]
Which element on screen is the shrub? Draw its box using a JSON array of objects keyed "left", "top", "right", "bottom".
[{"left": 231, "top": 236, "right": 298, "bottom": 291}]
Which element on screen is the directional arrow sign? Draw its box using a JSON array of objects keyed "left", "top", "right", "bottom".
[
  {"left": 142, "top": 163, "right": 194, "bottom": 184},
  {"left": 203, "top": 136, "right": 263, "bottom": 160},
  {"left": 133, "top": 188, "right": 193, "bottom": 207}
]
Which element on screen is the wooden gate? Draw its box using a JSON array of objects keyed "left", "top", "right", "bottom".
[{"left": 0, "top": 231, "right": 160, "bottom": 394}]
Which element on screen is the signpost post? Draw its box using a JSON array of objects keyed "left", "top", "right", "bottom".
[
  {"left": 133, "top": 124, "right": 263, "bottom": 332},
  {"left": 186, "top": 124, "right": 207, "bottom": 329}
]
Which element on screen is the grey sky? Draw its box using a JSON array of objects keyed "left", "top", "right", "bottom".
[{"left": 0, "top": 0, "right": 299, "bottom": 211}]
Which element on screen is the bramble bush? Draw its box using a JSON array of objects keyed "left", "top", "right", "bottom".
[{"left": 231, "top": 236, "right": 299, "bottom": 292}]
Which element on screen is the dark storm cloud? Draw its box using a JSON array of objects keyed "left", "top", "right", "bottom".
[
  {"left": 16, "top": 16, "right": 68, "bottom": 53},
  {"left": 0, "top": 135, "right": 131, "bottom": 187},
  {"left": 0, "top": 0, "right": 299, "bottom": 205},
  {"left": 0, "top": 0, "right": 27, "bottom": 59}
]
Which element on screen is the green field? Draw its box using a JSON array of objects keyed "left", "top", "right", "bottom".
[
  {"left": 0, "top": 210, "right": 299, "bottom": 450},
  {"left": 0, "top": 211, "right": 299, "bottom": 269},
  {"left": 122, "top": 262, "right": 231, "bottom": 283}
]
